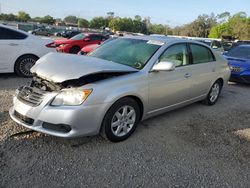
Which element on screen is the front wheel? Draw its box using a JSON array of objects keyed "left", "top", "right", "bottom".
[
  {"left": 101, "top": 98, "right": 141, "bottom": 142},
  {"left": 203, "top": 80, "right": 222, "bottom": 105}
]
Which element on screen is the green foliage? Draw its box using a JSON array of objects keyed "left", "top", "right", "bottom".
[
  {"left": 78, "top": 18, "right": 89, "bottom": 28},
  {"left": 17, "top": 11, "right": 31, "bottom": 22},
  {"left": 41, "top": 15, "right": 55, "bottom": 24},
  {"left": 64, "top": 15, "right": 78, "bottom": 24},
  {"left": 89, "top": 17, "right": 109, "bottom": 29},
  {"left": 0, "top": 13, "right": 17, "bottom": 21},
  {"left": 209, "top": 12, "right": 250, "bottom": 40}
]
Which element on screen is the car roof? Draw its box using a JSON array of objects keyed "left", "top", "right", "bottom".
[{"left": 122, "top": 35, "right": 209, "bottom": 47}]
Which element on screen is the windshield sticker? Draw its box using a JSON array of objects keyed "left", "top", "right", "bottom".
[{"left": 147, "top": 40, "right": 164, "bottom": 46}]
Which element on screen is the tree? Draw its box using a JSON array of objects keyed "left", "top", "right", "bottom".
[
  {"left": 78, "top": 18, "right": 89, "bottom": 28},
  {"left": 89, "top": 17, "right": 109, "bottom": 29},
  {"left": 17, "top": 11, "right": 31, "bottom": 22},
  {"left": 208, "top": 23, "right": 231, "bottom": 38},
  {"left": 148, "top": 24, "right": 166, "bottom": 34},
  {"left": 0, "top": 13, "right": 17, "bottom": 21},
  {"left": 209, "top": 12, "right": 250, "bottom": 40},
  {"left": 41, "top": 15, "right": 55, "bottom": 25},
  {"left": 64, "top": 15, "right": 78, "bottom": 24}
]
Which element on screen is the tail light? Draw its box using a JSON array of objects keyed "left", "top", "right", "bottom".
[{"left": 46, "top": 42, "right": 56, "bottom": 48}]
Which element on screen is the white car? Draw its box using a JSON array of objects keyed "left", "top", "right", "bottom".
[{"left": 0, "top": 24, "right": 56, "bottom": 77}]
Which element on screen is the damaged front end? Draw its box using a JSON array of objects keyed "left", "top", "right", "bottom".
[{"left": 16, "top": 71, "right": 135, "bottom": 107}]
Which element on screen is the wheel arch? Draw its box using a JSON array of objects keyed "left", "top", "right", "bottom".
[{"left": 14, "top": 54, "right": 39, "bottom": 73}]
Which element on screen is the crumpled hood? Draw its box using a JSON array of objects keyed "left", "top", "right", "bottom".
[{"left": 31, "top": 52, "right": 138, "bottom": 83}]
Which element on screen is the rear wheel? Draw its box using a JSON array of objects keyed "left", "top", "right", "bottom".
[
  {"left": 101, "top": 98, "right": 140, "bottom": 142},
  {"left": 203, "top": 80, "right": 222, "bottom": 105},
  {"left": 14, "top": 55, "right": 38, "bottom": 77},
  {"left": 69, "top": 46, "right": 81, "bottom": 54}
]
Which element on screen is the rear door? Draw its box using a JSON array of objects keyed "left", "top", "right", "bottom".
[
  {"left": 0, "top": 26, "right": 27, "bottom": 72},
  {"left": 187, "top": 43, "right": 218, "bottom": 97}
]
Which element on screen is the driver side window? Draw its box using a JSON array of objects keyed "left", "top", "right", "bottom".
[{"left": 159, "top": 44, "right": 189, "bottom": 67}]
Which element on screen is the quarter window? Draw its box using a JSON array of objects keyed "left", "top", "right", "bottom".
[
  {"left": 0, "top": 27, "right": 27, "bottom": 40},
  {"left": 159, "top": 44, "right": 189, "bottom": 67},
  {"left": 190, "top": 44, "right": 215, "bottom": 64}
]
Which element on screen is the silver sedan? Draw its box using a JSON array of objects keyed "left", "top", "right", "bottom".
[{"left": 9, "top": 36, "right": 231, "bottom": 142}]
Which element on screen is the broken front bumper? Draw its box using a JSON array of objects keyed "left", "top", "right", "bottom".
[{"left": 9, "top": 87, "right": 111, "bottom": 138}]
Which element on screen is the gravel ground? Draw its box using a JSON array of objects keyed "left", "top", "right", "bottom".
[{"left": 1, "top": 74, "right": 250, "bottom": 188}]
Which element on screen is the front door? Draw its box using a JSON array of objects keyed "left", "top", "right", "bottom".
[{"left": 148, "top": 43, "right": 193, "bottom": 113}]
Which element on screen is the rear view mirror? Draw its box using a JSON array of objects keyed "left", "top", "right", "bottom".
[{"left": 152, "top": 61, "right": 175, "bottom": 72}]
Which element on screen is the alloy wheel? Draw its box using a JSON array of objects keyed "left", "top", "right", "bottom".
[{"left": 111, "top": 105, "right": 136, "bottom": 137}]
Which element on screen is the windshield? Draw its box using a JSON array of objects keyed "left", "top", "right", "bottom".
[
  {"left": 227, "top": 46, "right": 250, "bottom": 59},
  {"left": 88, "top": 38, "right": 162, "bottom": 69},
  {"left": 71, "top": 33, "right": 86, "bottom": 40}
]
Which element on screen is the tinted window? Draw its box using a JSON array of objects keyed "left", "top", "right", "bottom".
[
  {"left": 70, "top": 33, "right": 86, "bottom": 40},
  {"left": 160, "top": 44, "right": 189, "bottom": 67},
  {"left": 190, "top": 44, "right": 215, "bottom": 64},
  {"left": 89, "top": 35, "right": 105, "bottom": 41},
  {"left": 227, "top": 46, "right": 250, "bottom": 59},
  {"left": 0, "top": 27, "right": 27, "bottom": 40},
  {"left": 89, "top": 38, "right": 161, "bottom": 69}
]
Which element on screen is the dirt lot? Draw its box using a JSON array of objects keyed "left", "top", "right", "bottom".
[{"left": 1, "top": 74, "right": 250, "bottom": 188}]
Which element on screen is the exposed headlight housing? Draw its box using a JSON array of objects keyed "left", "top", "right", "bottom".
[{"left": 51, "top": 89, "right": 92, "bottom": 106}]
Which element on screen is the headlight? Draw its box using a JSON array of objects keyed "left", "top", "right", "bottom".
[
  {"left": 51, "top": 89, "right": 92, "bottom": 106},
  {"left": 59, "top": 44, "right": 68, "bottom": 47}
]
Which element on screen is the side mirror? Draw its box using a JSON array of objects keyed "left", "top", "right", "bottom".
[
  {"left": 84, "top": 38, "right": 91, "bottom": 42},
  {"left": 152, "top": 61, "right": 175, "bottom": 72}
]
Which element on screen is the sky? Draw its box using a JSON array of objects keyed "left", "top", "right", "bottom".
[{"left": 0, "top": 0, "right": 249, "bottom": 26}]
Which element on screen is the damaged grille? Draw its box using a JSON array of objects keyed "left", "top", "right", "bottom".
[{"left": 17, "top": 86, "right": 47, "bottom": 107}]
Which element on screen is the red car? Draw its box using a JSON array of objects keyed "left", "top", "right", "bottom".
[
  {"left": 78, "top": 37, "right": 118, "bottom": 55},
  {"left": 78, "top": 44, "right": 100, "bottom": 55},
  {"left": 55, "top": 33, "right": 107, "bottom": 54}
]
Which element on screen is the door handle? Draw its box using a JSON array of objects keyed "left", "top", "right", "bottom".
[
  {"left": 184, "top": 73, "right": 192, "bottom": 78},
  {"left": 8, "top": 43, "right": 19, "bottom": 46}
]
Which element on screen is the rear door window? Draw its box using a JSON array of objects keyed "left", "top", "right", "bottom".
[
  {"left": 190, "top": 44, "right": 215, "bottom": 64},
  {"left": 0, "top": 27, "right": 27, "bottom": 40}
]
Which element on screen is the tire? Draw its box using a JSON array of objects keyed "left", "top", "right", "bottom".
[
  {"left": 69, "top": 46, "right": 81, "bottom": 54},
  {"left": 202, "top": 80, "right": 222, "bottom": 105},
  {"left": 101, "top": 97, "right": 141, "bottom": 142},
  {"left": 14, "top": 55, "right": 38, "bottom": 77}
]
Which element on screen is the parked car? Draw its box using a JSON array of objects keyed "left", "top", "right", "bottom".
[
  {"left": 196, "top": 39, "right": 224, "bottom": 53},
  {"left": 29, "top": 28, "right": 52, "bottom": 36},
  {"left": 61, "top": 30, "right": 81, "bottom": 38},
  {"left": 78, "top": 37, "right": 116, "bottom": 55},
  {"left": 223, "top": 45, "right": 250, "bottom": 83},
  {"left": 0, "top": 24, "right": 56, "bottom": 77},
  {"left": 55, "top": 33, "right": 108, "bottom": 54},
  {"left": 9, "top": 36, "right": 230, "bottom": 142},
  {"left": 78, "top": 44, "right": 100, "bottom": 55}
]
